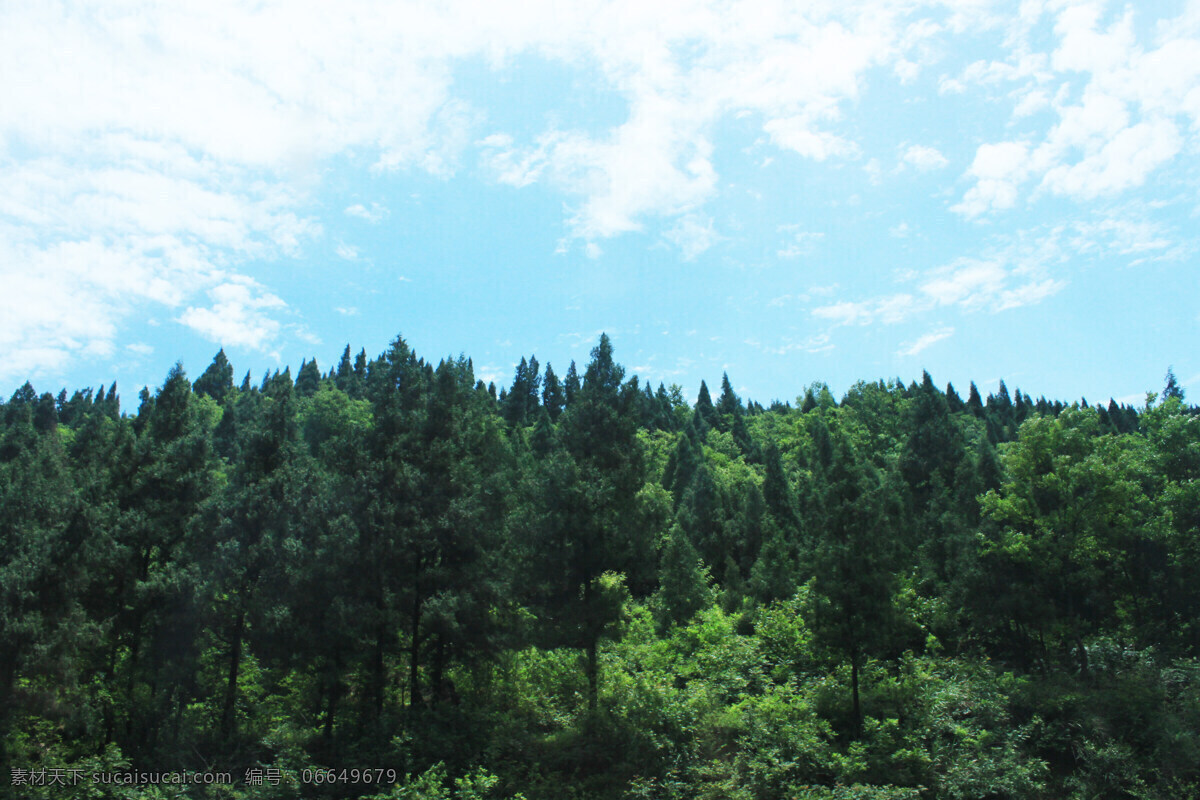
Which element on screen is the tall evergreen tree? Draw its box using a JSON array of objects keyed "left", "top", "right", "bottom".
[
  {"left": 808, "top": 433, "right": 901, "bottom": 737},
  {"left": 762, "top": 440, "right": 799, "bottom": 537},
  {"left": 695, "top": 380, "right": 718, "bottom": 431},
  {"left": 542, "top": 362, "right": 566, "bottom": 421},
  {"left": 525, "top": 334, "right": 649, "bottom": 713},
  {"left": 194, "top": 349, "right": 234, "bottom": 402},
  {"left": 967, "top": 381, "right": 984, "bottom": 416},
  {"left": 945, "top": 382, "right": 964, "bottom": 413},
  {"left": 1163, "top": 367, "right": 1185, "bottom": 402},
  {"left": 295, "top": 357, "right": 321, "bottom": 397},
  {"left": 564, "top": 360, "right": 581, "bottom": 407}
]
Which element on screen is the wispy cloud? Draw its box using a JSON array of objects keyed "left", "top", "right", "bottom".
[
  {"left": 812, "top": 227, "right": 1074, "bottom": 328},
  {"left": 777, "top": 228, "right": 825, "bottom": 259},
  {"left": 901, "top": 144, "right": 948, "bottom": 171},
  {"left": 898, "top": 326, "right": 953, "bottom": 357},
  {"left": 345, "top": 202, "right": 389, "bottom": 223},
  {"left": 665, "top": 214, "right": 720, "bottom": 260}
]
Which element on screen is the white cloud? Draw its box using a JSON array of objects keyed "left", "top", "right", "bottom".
[
  {"left": 4, "top": 0, "right": 1195, "bottom": 381},
  {"left": 345, "top": 202, "right": 389, "bottom": 223},
  {"left": 954, "top": 2, "right": 1200, "bottom": 217},
  {"left": 921, "top": 259, "right": 1008, "bottom": 308},
  {"left": 951, "top": 141, "right": 1033, "bottom": 217},
  {"left": 813, "top": 300, "right": 874, "bottom": 326},
  {"left": 898, "top": 326, "right": 953, "bottom": 357},
  {"left": 901, "top": 144, "right": 948, "bottom": 171},
  {"left": 1040, "top": 117, "right": 1182, "bottom": 199},
  {"left": 0, "top": 146, "right": 314, "bottom": 382},
  {"left": 812, "top": 226, "right": 1073, "bottom": 330},
  {"left": 336, "top": 242, "right": 360, "bottom": 260},
  {"left": 763, "top": 118, "right": 859, "bottom": 161},
  {"left": 664, "top": 214, "right": 720, "bottom": 260},
  {"left": 746, "top": 332, "right": 834, "bottom": 356},
  {"left": 177, "top": 277, "right": 287, "bottom": 351},
  {"left": 777, "top": 228, "right": 824, "bottom": 259}
]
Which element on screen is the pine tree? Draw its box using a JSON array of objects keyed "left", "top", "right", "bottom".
[
  {"left": 800, "top": 389, "right": 818, "bottom": 414},
  {"left": 749, "top": 520, "right": 798, "bottom": 605},
  {"left": 717, "top": 372, "right": 742, "bottom": 429},
  {"left": 194, "top": 349, "right": 234, "bottom": 402},
  {"left": 655, "top": 524, "right": 713, "bottom": 629},
  {"left": 967, "top": 381, "right": 984, "bottom": 416},
  {"left": 762, "top": 440, "right": 799, "bottom": 537},
  {"left": 504, "top": 356, "right": 542, "bottom": 426},
  {"left": 197, "top": 369, "right": 307, "bottom": 745},
  {"left": 564, "top": 360, "right": 581, "bottom": 406},
  {"left": 1164, "top": 367, "right": 1185, "bottom": 402},
  {"left": 115, "top": 364, "right": 217, "bottom": 758},
  {"left": 542, "top": 362, "right": 566, "bottom": 421},
  {"left": 808, "top": 433, "right": 900, "bottom": 737},
  {"left": 945, "top": 382, "right": 964, "bottom": 413},
  {"left": 695, "top": 380, "right": 718, "bottom": 431},
  {"left": 900, "top": 370, "right": 962, "bottom": 509},
  {"left": 295, "top": 357, "right": 321, "bottom": 397},
  {"left": 526, "top": 334, "right": 648, "bottom": 713},
  {"left": 663, "top": 428, "right": 702, "bottom": 508}
]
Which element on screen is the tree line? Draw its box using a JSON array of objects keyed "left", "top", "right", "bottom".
[{"left": 1, "top": 334, "right": 1197, "bottom": 799}]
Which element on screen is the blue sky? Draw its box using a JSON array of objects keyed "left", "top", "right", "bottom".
[{"left": 2, "top": 0, "right": 1197, "bottom": 408}]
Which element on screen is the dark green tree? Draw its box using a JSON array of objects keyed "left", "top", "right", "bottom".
[
  {"left": 193, "top": 349, "right": 234, "bottom": 402},
  {"left": 524, "top": 334, "right": 649, "bottom": 713},
  {"left": 808, "top": 432, "right": 901, "bottom": 737},
  {"left": 542, "top": 362, "right": 566, "bottom": 421},
  {"left": 295, "top": 357, "right": 321, "bottom": 397}
]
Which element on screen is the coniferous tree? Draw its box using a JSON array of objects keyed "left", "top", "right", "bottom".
[
  {"left": 762, "top": 440, "right": 799, "bottom": 538},
  {"left": 114, "top": 364, "right": 217, "bottom": 759},
  {"left": 197, "top": 369, "right": 309, "bottom": 748},
  {"left": 900, "top": 370, "right": 962, "bottom": 509},
  {"left": 731, "top": 412, "right": 758, "bottom": 461},
  {"left": 295, "top": 357, "right": 321, "bottom": 397},
  {"left": 33, "top": 392, "right": 58, "bottom": 433},
  {"left": 808, "top": 432, "right": 901, "bottom": 737},
  {"left": 358, "top": 337, "right": 428, "bottom": 721},
  {"left": 0, "top": 390, "right": 81, "bottom": 769},
  {"left": 945, "top": 382, "right": 964, "bottom": 413},
  {"left": 663, "top": 427, "right": 702, "bottom": 508},
  {"left": 800, "top": 388, "right": 818, "bottom": 414},
  {"left": 524, "top": 334, "right": 648, "bottom": 713},
  {"left": 655, "top": 383, "right": 680, "bottom": 431},
  {"left": 542, "top": 362, "right": 565, "bottom": 421},
  {"left": 967, "top": 381, "right": 984, "bottom": 416},
  {"left": 194, "top": 349, "right": 234, "bottom": 402},
  {"left": 655, "top": 524, "right": 713, "bottom": 629},
  {"left": 564, "top": 360, "right": 580, "bottom": 407},
  {"left": 695, "top": 380, "right": 718, "bottom": 431},
  {"left": 717, "top": 372, "right": 742, "bottom": 429},
  {"left": 1164, "top": 367, "right": 1185, "bottom": 402},
  {"left": 749, "top": 521, "right": 798, "bottom": 605}
]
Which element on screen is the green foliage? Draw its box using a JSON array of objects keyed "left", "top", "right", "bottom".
[
  {"left": 5, "top": 337, "right": 1196, "bottom": 800},
  {"left": 364, "top": 763, "right": 525, "bottom": 800}
]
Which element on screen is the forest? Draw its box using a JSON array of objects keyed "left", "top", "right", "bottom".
[{"left": 1, "top": 333, "right": 1198, "bottom": 799}]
